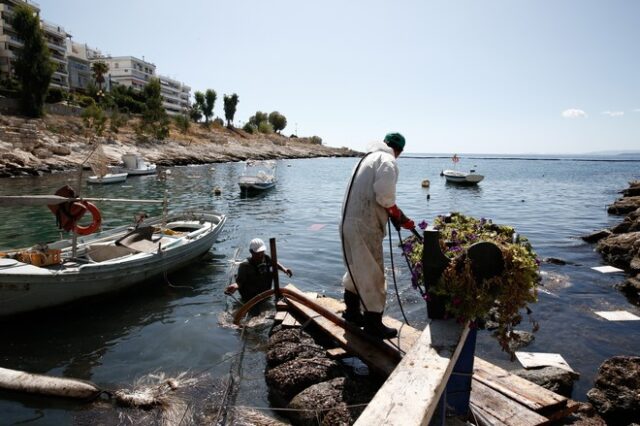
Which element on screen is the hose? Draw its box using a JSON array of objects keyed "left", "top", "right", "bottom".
[{"left": 387, "top": 220, "right": 410, "bottom": 325}]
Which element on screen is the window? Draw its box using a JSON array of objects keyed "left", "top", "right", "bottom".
[{"left": 115, "top": 63, "right": 119, "bottom": 68}]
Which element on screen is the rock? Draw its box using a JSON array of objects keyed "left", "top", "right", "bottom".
[
  {"left": 622, "top": 181, "right": 640, "bottom": 197},
  {"left": 265, "top": 357, "right": 341, "bottom": 402},
  {"left": 586, "top": 356, "right": 640, "bottom": 425},
  {"left": 512, "top": 366, "right": 580, "bottom": 397},
  {"left": 32, "top": 148, "right": 50, "bottom": 159},
  {"left": 51, "top": 145, "right": 71, "bottom": 156},
  {"left": 560, "top": 402, "right": 607, "bottom": 426},
  {"left": 506, "top": 330, "right": 535, "bottom": 352},
  {"left": 543, "top": 257, "right": 568, "bottom": 265},
  {"left": 268, "top": 328, "right": 316, "bottom": 348},
  {"left": 608, "top": 196, "right": 640, "bottom": 215},
  {"left": 266, "top": 341, "right": 326, "bottom": 368},
  {"left": 287, "top": 378, "right": 352, "bottom": 426},
  {"left": 582, "top": 229, "right": 612, "bottom": 243},
  {"left": 596, "top": 232, "right": 640, "bottom": 271}
]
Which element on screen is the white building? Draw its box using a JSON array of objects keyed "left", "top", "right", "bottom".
[
  {"left": 100, "top": 55, "right": 156, "bottom": 92},
  {"left": 158, "top": 74, "right": 190, "bottom": 116},
  {"left": 65, "top": 40, "right": 102, "bottom": 92}
]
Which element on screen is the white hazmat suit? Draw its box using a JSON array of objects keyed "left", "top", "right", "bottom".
[{"left": 340, "top": 141, "right": 398, "bottom": 313}]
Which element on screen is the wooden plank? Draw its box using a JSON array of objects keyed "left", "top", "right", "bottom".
[
  {"left": 327, "top": 347, "right": 350, "bottom": 359},
  {"left": 276, "top": 300, "right": 288, "bottom": 311},
  {"left": 281, "top": 313, "right": 301, "bottom": 328},
  {"left": 313, "top": 296, "right": 422, "bottom": 355},
  {"left": 470, "top": 380, "right": 549, "bottom": 426},
  {"left": 473, "top": 357, "right": 567, "bottom": 413},
  {"left": 285, "top": 293, "right": 399, "bottom": 376},
  {"left": 274, "top": 311, "right": 287, "bottom": 322},
  {"left": 354, "top": 321, "right": 468, "bottom": 426},
  {"left": 545, "top": 399, "right": 580, "bottom": 422}
]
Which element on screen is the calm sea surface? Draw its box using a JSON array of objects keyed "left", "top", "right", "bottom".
[{"left": 1, "top": 155, "right": 639, "bottom": 424}]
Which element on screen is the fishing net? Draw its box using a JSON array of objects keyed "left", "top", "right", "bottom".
[{"left": 87, "top": 143, "right": 110, "bottom": 178}]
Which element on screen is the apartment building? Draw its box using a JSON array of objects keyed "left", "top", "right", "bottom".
[
  {"left": 0, "top": 0, "right": 69, "bottom": 90},
  {"left": 66, "top": 40, "right": 102, "bottom": 92},
  {"left": 100, "top": 56, "right": 156, "bottom": 92},
  {"left": 40, "top": 19, "right": 68, "bottom": 90},
  {"left": 158, "top": 74, "right": 190, "bottom": 116}
]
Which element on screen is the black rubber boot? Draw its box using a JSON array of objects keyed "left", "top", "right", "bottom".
[
  {"left": 342, "top": 291, "right": 365, "bottom": 327},
  {"left": 363, "top": 311, "right": 398, "bottom": 339}
]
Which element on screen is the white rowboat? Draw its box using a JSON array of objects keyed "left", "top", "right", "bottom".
[
  {"left": 0, "top": 211, "right": 226, "bottom": 317},
  {"left": 442, "top": 169, "right": 484, "bottom": 185},
  {"left": 86, "top": 172, "right": 128, "bottom": 184}
]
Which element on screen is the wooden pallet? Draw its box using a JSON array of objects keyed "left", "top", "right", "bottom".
[{"left": 277, "top": 286, "right": 579, "bottom": 425}]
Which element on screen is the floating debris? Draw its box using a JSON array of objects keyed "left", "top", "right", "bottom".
[
  {"left": 594, "top": 310, "right": 640, "bottom": 321},
  {"left": 515, "top": 351, "right": 575, "bottom": 372},
  {"left": 592, "top": 265, "right": 624, "bottom": 273},
  {"left": 421, "top": 179, "right": 430, "bottom": 188},
  {"left": 213, "top": 187, "right": 222, "bottom": 195}
]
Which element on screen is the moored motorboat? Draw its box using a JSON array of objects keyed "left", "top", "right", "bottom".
[
  {"left": 0, "top": 210, "right": 226, "bottom": 317},
  {"left": 238, "top": 160, "right": 277, "bottom": 192},
  {"left": 119, "top": 153, "right": 157, "bottom": 176},
  {"left": 442, "top": 169, "right": 484, "bottom": 185}
]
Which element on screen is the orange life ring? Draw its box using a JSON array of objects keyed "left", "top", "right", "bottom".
[{"left": 74, "top": 202, "right": 102, "bottom": 236}]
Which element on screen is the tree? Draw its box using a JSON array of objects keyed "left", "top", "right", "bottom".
[
  {"left": 139, "top": 78, "right": 169, "bottom": 140},
  {"left": 268, "top": 111, "right": 287, "bottom": 133},
  {"left": 203, "top": 89, "right": 216, "bottom": 124},
  {"left": 11, "top": 4, "right": 55, "bottom": 117},
  {"left": 91, "top": 61, "right": 109, "bottom": 92},
  {"left": 81, "top": 104, "right": 107, "bottom": 137},
  {"left": 193, "top": 90, "right": 216, "bottom": 124},
  {"left": 249, "top": 111, "right": 268, "bottom": 127},
  {"left": 223, "top": 93, "right": 239, "bottom": 127},
  {"left": 189, "top": 104, "right": 202, "bottom": 122}
]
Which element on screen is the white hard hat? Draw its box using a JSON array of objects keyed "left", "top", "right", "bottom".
[{"left": 249, "top": 238, "right": 266, "bottom": 253}]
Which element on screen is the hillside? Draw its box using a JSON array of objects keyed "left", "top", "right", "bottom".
[{"left": 0, "top": 114, "right": 358, "bottom": 178}]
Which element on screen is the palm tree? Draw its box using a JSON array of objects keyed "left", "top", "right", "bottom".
[{"left": 91, "top": 61, "right": 109, "bottom": 91}]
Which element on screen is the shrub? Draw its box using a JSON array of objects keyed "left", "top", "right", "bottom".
[
  {"left": 212, "top": 117, "right": 224, "bottom": 128},
  {"left": 310, "top": 136, "right": 322, "bottom": 145},
  {"left": 81, "top": 104, "right": 107, "bottom": 137},
  {"left": 45, "top": 87, "right": 64, "bottom": 104},
  {"left": 109, "top": 109, "right": 129, "bottom": 133},
  {"left": 77, "top": 95, "right": 95, "bottom": 108},
  {"left": 243, "top": 122, "right": 256, "bottom": 134},
  {"left": 258, "top": 121, "right": 274, "bottom": 134},
  {"left": 173, "top": 114, "right": 190, "bottom": 134}
]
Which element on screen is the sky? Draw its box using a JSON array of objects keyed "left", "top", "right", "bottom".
[{"left": 38, "top": 0, "right": 639, "bottom": 154}]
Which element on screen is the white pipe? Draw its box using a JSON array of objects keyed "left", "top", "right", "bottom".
[{"left": 0, "top": 366, "right": 101, "bottom": 400}]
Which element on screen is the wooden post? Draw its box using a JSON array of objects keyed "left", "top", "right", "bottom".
[{"left": 269, "top": 237, "right": 280, "bottom": 300}]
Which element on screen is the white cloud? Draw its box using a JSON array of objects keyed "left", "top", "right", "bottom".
[
  {"left": 633, "top": 108, "right": 640, "bottom": 113},
  {"left": 602, "top": 111, "right": 624, "bottom": 117},
  {"left": 562, "top": 109, "right": 587, "bottom": 118}
]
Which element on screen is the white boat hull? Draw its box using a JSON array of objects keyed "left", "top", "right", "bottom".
[
  {"left": 86, "top": 173, "right": 128, "bottom": 184},
  {"left": 0, "top": 211, "right": 226, "bottom": 316},
  {"left": 121, "top": 164, "right": 157, "bottom": 176},
  {"left": 443, "top": 169, "right": 484, "bottom": 185}
]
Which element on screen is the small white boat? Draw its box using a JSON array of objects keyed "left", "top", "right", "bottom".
[
  {"left": 238, "top": 160, "right": 277, "bottom": 192},
  {"left": 442, "top": 169, "right": 484, "bottom": 185},
  {"left": 86, "top": 172, "right": 128, "bottom": 184},
  {"left": 119, "top": 153, "right": 157, "bottom": 176},
  {"left": 0, "top": 210, "right": 226, "bottom": 317}
]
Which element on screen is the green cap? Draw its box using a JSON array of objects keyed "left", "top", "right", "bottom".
[{"left": 384, "top": 132, "right": 406, "bottom": 152}]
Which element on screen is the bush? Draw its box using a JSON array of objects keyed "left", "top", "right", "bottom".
[
  {"left": 173, "top": 114, "right": 190, "bottom": 134},
  {"left": 212, "top": 117, "right": 224, "bottom": 128},
  {"left": 258, "top": 121, "right": 274, "bottom": 134},
  {"left": 109, "top": 109, "right": 129, "bottom": 133},
  {"left": 268, "top": 111, "right": 287, "bottom": 133},
  {"left": 310, "top": 136, "right": 322, "bottom": 145},
  {"left": 77, "top": 95, "right": 95, "bottom": 108},
  {"left": 45, "top": 87, "right": 64, "bottom": 104},
  {"left": 289, "top": 134, "right": 298, "bottom": 138},
  {"left": 81, "top": 104, "right": 106, "bottom": 137},
  {"left": 243, "top": 122, "right": 256, "bottom": 134}
]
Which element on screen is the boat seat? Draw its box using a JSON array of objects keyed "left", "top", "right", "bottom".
[{"left": 85, "top": 243, "right": 138, "bottom": 262}]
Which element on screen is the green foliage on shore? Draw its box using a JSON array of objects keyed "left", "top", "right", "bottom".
[
  {"left": 194, "top": 89, "right": 216, "bottom": 124},
  {"left": 173, "top": 114, "right": 190, "bottom": 134},
  {"left": 223, "top": 93, "right": 239, "bottom": 127},
  {"left": 137, "top": 78, "right": 169, "bottom": 141},
  {"left": 258, "top": 121, "right": 274, "bottom": 134},
  {"left": 243, "top": 122, "right": 256, "bottom": 134},
  {"left": 81, "top": 104, "right": 107, "bottom": 137},
  {"left": 11, "top": 4, "right": 55, "bottom": 118},
  {"left": 91, "top": 61, "right": 109, "bottom": 91},
  {"left": 268, "top": 111, "right": 287, "bottom": 133}
]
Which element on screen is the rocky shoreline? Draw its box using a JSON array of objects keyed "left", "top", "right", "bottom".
[
  {"left": 583, "top": 180, "right": 640, "bottom": 301},
  {"left": 0, "top": 114, "right": 359, "bottom": 178}
]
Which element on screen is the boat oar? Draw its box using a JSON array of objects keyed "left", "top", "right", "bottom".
[{"left": 0, "top": 195, "right": 163, "bottom": 207}]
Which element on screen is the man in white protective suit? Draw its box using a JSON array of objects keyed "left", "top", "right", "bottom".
[{"left": 340, "top": 132, "right": 415, "bottom": 339}]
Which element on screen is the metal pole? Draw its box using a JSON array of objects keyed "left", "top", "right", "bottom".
[{"left": 269, "top": 237, "right": 280, "bottom": 300}]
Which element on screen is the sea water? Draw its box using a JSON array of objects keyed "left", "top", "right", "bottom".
[{"left": 0, "top": 155, "right": 639, "bottom": 423}]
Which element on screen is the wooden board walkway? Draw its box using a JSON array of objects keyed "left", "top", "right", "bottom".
[{"left": 274, "top": 286, "right": 578, "bottom": 425}]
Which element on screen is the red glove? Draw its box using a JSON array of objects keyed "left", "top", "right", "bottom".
[{"left": 386, "top": 205, "right": 415, "bottom": 230}]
